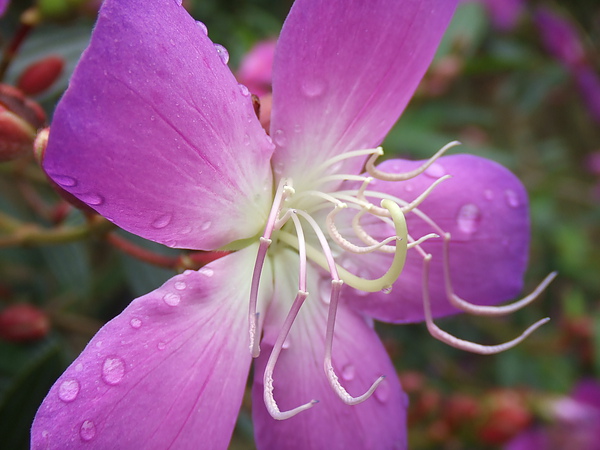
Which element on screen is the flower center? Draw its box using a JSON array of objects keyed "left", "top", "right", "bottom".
[{"left": 247, "top": 142, "right": 555, "bottom": 420}]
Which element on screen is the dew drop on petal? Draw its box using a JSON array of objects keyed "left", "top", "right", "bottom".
[
  {"left": 79, "top": 420, "right": 96, "bottom": 442},
  {"left": 456, "top": 203, "right": 481, "bottom": 234},
  {"left": 504, "top": 189, "right": 520, "bottom": 208},
  {"left": 381, "top": 285, "right": 393, "bottom": 295},
  {"left": 75, "top": 363, "right": 84, "bottom": 372},
  {"left": 243, "top": 133, "right": 251, "bottom": 146},
  {"left": 201, "top": 221, "right": 211, "bottom": 231},
  {"left": 174, "top": 281, "right": 186, "bottom": 290},
  {"left": 238, "top": 83, "right": 250, "bottom": 97},
  {"left": 102, "top": 357, "right": 125, "bottom": 385},
  {"left": 52, "top": 175, "right": 78, "bottom": 187},
  {"left": 183, "top": 269, "right": 195, "bottom": 276},
  {"left": 199, "top": 267, "right": 214, "bottom": 277},
  {"left": 273, "top": 129, "right": 287, "bottom": 147},
  {"left": 374, "top": 378, "right": 390, "bottom": 403},
  {"left": 151, "top": 214, "right": 172, "bottom": 229},
  {"left": 341, "top": 364, "right": 355, "bottom": 381},
  {"left": 483, "top": 189, "right": 494, "bottom": 200},
  {"left": 301, "top": 78, "right": 325, "bottom": 97},
  {"left": 282, "top": 337, "right": 291, "bottom": 349},
  {"left": 58, "top": 379, "right": 80, "bottom": 403},
  {"left": 195, "top": 21, "right": 208, "bottom": 35},
  {"left": 129, "top": 318, "right": 142, "bottom": 329},
  {"left": 214, "top": 43, "right": 229, "bottom": 64},
  {"left": 80, "top": 193, "right": 104, "bottom": 206},
  {"left": 424, "top": 163, "right": 446, "bottom": 179},
  {"left": 163, "top": 292, "right": 181, "bottom": 306},
  {"left": 157, "top": 342, "right": 166, "bottom": 351},
  {"left": 404, "top": 184, "right": 414, "bottom": 193}
]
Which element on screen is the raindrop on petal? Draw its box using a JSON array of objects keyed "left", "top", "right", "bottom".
[
  {"left": 381, "top": 285, "right": 393, "bottom": 295},
  {"left": 301, "top": 78, "right": 325, "bottom": 97},
  {"left": 456, "top": 203, "right": 481, "bottom": 234},
  {"left": 151, "top": 214, "right": 172, "bottom": 229},
  {"left": 483, "top": 189, "right": 494, "bottom": 200},
  {"left": 58, "top": 379, "right": 80, "bottom": 403},
  {"left": 163, "top": 292, "right": 181, "bottom": 306},
  {"left": 374, "top": 378, "right": 390, "bottom": 403},
  {"left": 80, "top": 193, "right": 104, "bottom": 206},
  {"left": 52, "top": 175, "right": 78, "bottom": 187},
  {"left": 273, "top": 129, "right": 287, "bottom": 147},
  {"left": 79, "top": 420, "right": 96, "bottom": 442},
  {"left": 504, "top": 189, "right": 520, "bottom": 208},
  {"left": 174, "top": 281, "right": 187, "bottom": 290},
  {"left": 129, "top": 318, "right": 142, "bottom": 329},
  {"left": 341, "top": 364, "right": 355, "bottom": 381},
  {"left": 199, "top": 267, "right": 214, "bottom": 277},
  {"left": 195, "top": 21, "right": 208, "bottom": 35},
  {"left": 214, "top": 43, "right": 229, "bottom": 64},
  {"left": 157, "top": 342, "right": 166, "bottom": 351},
  {"left": 424, "top": 163, "right": 446, "bottom": 179},
  {"left": 238, "top": 83, "right": 250, "bottom": 97},
  {"left": 102, "top": 356, "right": 125, "bottom": 385},
  {"left": 201, "top": 221, "right": 212, "bottom": 231},
  {"left": 75, "top": 363, "right": 84, "bottom": 372}
]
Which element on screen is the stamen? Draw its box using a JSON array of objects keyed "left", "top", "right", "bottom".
[
  {"left": 441, "top": 233, "right": 558, "bottom": 315},
  {"left": 421, "top": 254, "right": 550, "bottom": 354},
  {"left": 249, "top": 178, "right": 294, "bottom": 358},
  {"left": 324, "top": 279, "right": 385, "bottom": 404},
  {"left": 326, "top": 204, "right": 399, "bottom": 254},
  {"left": 278, "top": 199, "right": 408, "bottom": 293},
  {"left": 311, "top": 147, "right": 383, "bottom": 177},
  {"left": 263, "top": 290, "right": 318, "bottom": 420},
  {"left": 366, "top": 141, "right": 460, "bottom": 182}
]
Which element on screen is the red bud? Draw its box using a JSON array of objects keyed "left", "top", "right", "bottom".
[
  {"left": 0, "top": 304, "right": 50, "bottom": 342},
  {"left": 17, "top": 55, "right": 65, "bottom": 96}
]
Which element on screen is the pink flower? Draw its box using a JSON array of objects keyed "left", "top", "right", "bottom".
[
  {"left": 237, "top": 39, "right": 277, "bottom": 97},
  {"left": 32, "top": 0, "right": 550, "bottom": 448}
]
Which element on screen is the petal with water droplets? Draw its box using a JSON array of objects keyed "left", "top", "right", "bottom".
[
  {"left": 343, "top": 154, "right": 530, "bottom": 323},
  {"left": 32, "top": 245, "right": 272, "bottom": 449},
  {"left": 252, "top": 250, "right": 407, "bottom": 449},
  {"left": 270, "top": 0, "right": 457, "bottom": 185},
  {"left": 43, "top": 0, "right": 274, "bottom": 251}
]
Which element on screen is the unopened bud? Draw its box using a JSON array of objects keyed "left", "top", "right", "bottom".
[
  {"left": 0, "top": 304, "right": 50, "bottom": 342},
  {"left": 0, "top": 106, "right": 38, "bottom": 161},
  {"left": 17, "top": 55, "right": 65, "bottom": 96}
]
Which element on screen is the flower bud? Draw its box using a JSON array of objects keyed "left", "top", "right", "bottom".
[
  {"left": 17, "top": 55, "right": 65, "bottom": 96},
  {"left": 0, "top": 303, "right": 50, "bottom": 342}
]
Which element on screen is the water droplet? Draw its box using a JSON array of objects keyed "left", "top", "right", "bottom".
[
  {"left": 41, "top": 430, "right": 49, "bottom": 439},
  {"left": 164, "top": 239, "right": 178, "bottom": 248},
  {"left": 95, "top": 340, "right": 103, "bottom": 348},
  {"left": 504, "top": 189, "right": 520, "bottom": 208},
  {"left": 151, "top": 214, "right": 172, "bottom": 229},
  {"left": 174, "top": 281, "right": 187, "bottom": 290},
  {"left": 273, "top": 129, "right": 287, "bottom": 147},
  {"left": 484, "top": 189, "right": 494, "bottom": 200},
  {"left": 374, "top": 379, "right": 390, "bottom": 403},
  {"left": 243, "top": 133, "right": 251, "bottom": 146},
  {"left": 58, "top": 379, "right": 80, "bottom": 402},
  {"left": 214, "top": 43, "right": 229, "bottom": 64},
  {"left": 301, "top": 78, "right": 325, "bottom": 97},
  {"left": 150, "top": 115, "right": 156, "bottom": 121},
  {"left": 129, "top": 318, "right": 142, "bottom": 329},
  {"left": 424, "top": 163, "right": 446, "bottom": 178},
  {"left": 201, "top": 221, "right": 211, "bottom": 231},
  {"left": 404, "top": 184, "right": 414, "bottom": 192},
  {"left": 293, "top": 124, "right": 302, "bottom": 134},
  {"left": 163, "top": 292, "right": 181, "bottom": 306},
  {"left": 75, "top": 363, "right": 84, "bottom": 372},
  {"left": 157, "top": 342, "right": 166, "bottom": 351},
  {"left": 52, "top": 175, "right": 78, "bottom": 187},
  {"left": 195, "top": 21, "right": 208, "bottom": 35},
  {"left": 381, "top": 285, "right": 393, "bottom": 295},
  {"left": 282, "top": 338, "right": 291, "bottom": 349},
  {"left": 238, "top": 83, "right": 250, "bottom": 97},
  {"left": 456, "top": 203, "right": 481, "bottom": 234},
  {"left": 80, "top": 193, "right": 104, "bottom": 206},
  {"left": 199, "top": 267, "right": 214, "bottom": 277},
  {"left": 183, "top": 269, "right": 195, "bottom": 276},
  {"left": 341, "top": 364, "right": 355, "bottom": 381},
  {"left": 79, "top": 420, "right": 96, "bottom": 442},
  {"left": 273, "top": 161, "right": 284, "bottom": 175},
  {"left": 102, "top": 356, "right": 125, "bottom": 385}
]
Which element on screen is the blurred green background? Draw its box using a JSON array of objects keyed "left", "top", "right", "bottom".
[{"left": 0, "top": 0, "right": 599, "bottom": 448}]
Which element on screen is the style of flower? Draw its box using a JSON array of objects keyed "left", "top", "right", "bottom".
[{"left": 32, "top": 0, "right": 553, "bottom": 448}]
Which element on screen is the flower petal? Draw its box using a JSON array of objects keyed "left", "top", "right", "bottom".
[
  {"left": 32, "top": 245, "right": 271, "bottom": 449},
  {"left": 344, "top": 154, "right": 530, "bottom": 323},
  {"left": 270, "top": 0, "right": 457, "bottom": 185},
  {"left": 252, "top": 250, "right": 407, "bottom": 449},
  {"left": 43, "top": 0, "right": 274, "bottom": 250}
]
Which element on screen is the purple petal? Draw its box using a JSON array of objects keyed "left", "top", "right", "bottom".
[
  {"left": 252, "top": 256, "right": 407, "bottom": 449},
  {"left": 270, "top": 0, "right": 457, "bottom": 183},
  {"left": 574, "top": 66, "right": 600, "bottom": 125},
  {"left": 0, "top": 0, "right": 8, "bottom": 17},
  {"left": 481, "top": 0, "right": 525, "bottom": 32},
  {"left": 534, "top": 7, "right": 586, "bottom": 69},
  {"left": 31, "top": 246, "right": 267, "bottom": 449},
  {"left": 344, "top": 154, "right": 530, "bottom": 323},
  {"left": 504, "top": 428, "right": 550, "bottom": 450},
  {"left": 43, "top": 0, "right": 274, "bottom": 250}
]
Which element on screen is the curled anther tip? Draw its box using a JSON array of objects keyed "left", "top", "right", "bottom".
[{"left": 375, "top": 146, "right": 384, "bottom": 155}]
